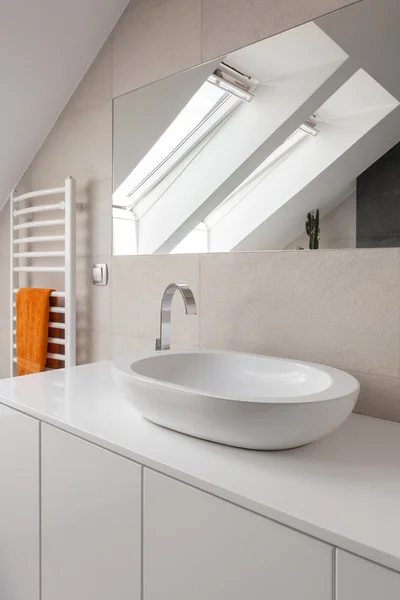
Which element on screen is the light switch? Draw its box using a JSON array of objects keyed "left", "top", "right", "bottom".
[{"left": 92, "top": 263, "right": 108, "bottom": 286}]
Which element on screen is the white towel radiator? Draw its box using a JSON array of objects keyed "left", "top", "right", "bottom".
[{"left": 9, "top": 177, "right": 77, "bottom": 376}]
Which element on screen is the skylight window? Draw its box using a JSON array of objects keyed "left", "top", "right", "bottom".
[{"left": 113, "top": 80, "right": 241, "bottom": 209}]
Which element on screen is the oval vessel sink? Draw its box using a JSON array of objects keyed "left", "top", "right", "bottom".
[{"left": 112, "top": 350, "right": 360, "bottom": 450}]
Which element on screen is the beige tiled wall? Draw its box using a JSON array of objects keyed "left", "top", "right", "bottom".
[
  {"left": 199, "top": 250, "right": 400, "bottom": 378},
  {"left": 200, "top": 0, "right": 359, "bottom": 60},
  {"left": 112, "top": 254, "right": 200, "bottom": 349},
  {"left": 112, "top": 0, "right": 202, "bottom": 97},
  {"left": 4, "top": 0, "right": 396, "bottom": 425},
  {"left": 0, "top": 203, "right": 10, "bottom": 375}
]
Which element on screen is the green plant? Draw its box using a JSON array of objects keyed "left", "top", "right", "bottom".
[{"left": 305, "top": 209, "right": 320, "bottom": 249}]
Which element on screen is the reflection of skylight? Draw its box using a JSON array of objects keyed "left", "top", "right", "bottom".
[
  {"left": 171, "top": 127, "right": 310, "bottom": 253},
  {"left": 113, "top": 81, "right": 240, "bottom": 209},
  {"left": 204, "top": 128, "right": 308, "bottom": 229},
  {"left": 171, "top": 222, "right": 209, "bottom": 254}
]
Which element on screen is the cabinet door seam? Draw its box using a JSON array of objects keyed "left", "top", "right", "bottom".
[
  {"left": 333, "top": 547, "right": 337, "bottom": 600},
  {"left": 39, "top": 420, "right": 42, "bottom": 600},
  {"left": 141, "top": 466, "right": 144, "bottom": 600}
]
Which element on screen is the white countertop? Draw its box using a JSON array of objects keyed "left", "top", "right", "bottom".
[{"left": 0, "top": 361, "right": 399, "bottom": 572}]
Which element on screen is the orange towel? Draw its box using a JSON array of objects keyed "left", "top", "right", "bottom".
[{"left": 16, "top": 288, "right": 54, "bottom": 376}]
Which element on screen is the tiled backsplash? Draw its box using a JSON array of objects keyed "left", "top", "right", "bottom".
[
  {"left": 112, "top": 255, "right": 200, "bottom": 348},
  {"left": 0, "top": 201, "right": 10, "bottom": 373},
  {"left": 200, "top": 251, "right": 400, "bottom": 378}
]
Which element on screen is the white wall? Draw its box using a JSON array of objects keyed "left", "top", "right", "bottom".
[{"left": 285, "top": 189, "right": 356, "bottom": 249}]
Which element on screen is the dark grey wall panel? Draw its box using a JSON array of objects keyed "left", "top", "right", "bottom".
[{"left": 357, "top": 141, "right": 400, "bottom": 247}]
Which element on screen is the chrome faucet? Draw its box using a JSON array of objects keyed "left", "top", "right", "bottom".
[{"left": 155, "top": 283, "right": 197, "bottom": 351}]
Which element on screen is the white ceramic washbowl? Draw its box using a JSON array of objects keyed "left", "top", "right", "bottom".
[{"left": 112, "top": 350, "right": 360, "bottom": 450}]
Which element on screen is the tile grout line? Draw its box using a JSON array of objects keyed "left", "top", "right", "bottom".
[
  {"left": 200, "top": 0, "right": 203, "bottom": 63},
  {"left": 348, "top": 368, "right": 400, "bottom": 382},
  {"left": 393, "top": 245, "right": 400, "bottom": 386},
  {"left": 141, "top": 467, "right": 144, "bottom": 600},
  {"left": 108, "top": 253, "right": 114, "bottom": 357},
  {"left": 333, "top": 547, "right": 337, "bottom": 600},
  {"left": 198, "top": 254, "right": 203, "bottom": 349}
]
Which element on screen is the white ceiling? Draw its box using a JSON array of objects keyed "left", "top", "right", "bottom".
[{"left": 0, "top": 0, "right": 131, "bottom": 211}]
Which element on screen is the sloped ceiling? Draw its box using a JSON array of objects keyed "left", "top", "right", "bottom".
[{"left": 0, "top": 0, "right": 131, "bottom": 211}]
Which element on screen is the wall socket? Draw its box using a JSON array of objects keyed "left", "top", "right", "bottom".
[{"left": 92, "top": 263, "right": 108, "bottom": 286}]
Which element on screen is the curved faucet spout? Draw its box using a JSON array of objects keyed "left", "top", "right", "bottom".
[{"left": 156, "top": 283, "right": 197, "bottom": 351}]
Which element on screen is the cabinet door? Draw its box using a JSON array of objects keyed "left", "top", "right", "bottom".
[
  {"left": 41, "top": 424, "right": 142, "bottom": 600},
  {"left": 336, "top": 550, "right": 400, "bottom": 599},
  {"left": 144, "top": 469, "right": 333, "bottom": 600},
  {"left": 0, "top": 404, "right": 39, "bottom": 600}
]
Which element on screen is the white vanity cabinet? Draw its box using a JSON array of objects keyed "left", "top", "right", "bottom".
[
  {"left": 143, "top": 469, "right": 333, "bottom": 600},
  {"left": 3, "top": 360, "right": 400, "bottom": 600},
  {"left": 0, "top": 405, "right": 40, "bottom": 600},
  {"left": 41, "top": 424, "right": 142, "bottom": 600},
  {"left": 336, "top": 550, "right": 400, "bottom": 599}
]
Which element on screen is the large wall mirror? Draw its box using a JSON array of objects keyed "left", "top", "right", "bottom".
[{"left": 112, "top": 1, "right": 400, "bottom": 255}]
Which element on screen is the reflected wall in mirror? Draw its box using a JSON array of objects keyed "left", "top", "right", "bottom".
[{"left": 112, "top": 0, "right": 400, "bottom": 255}]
